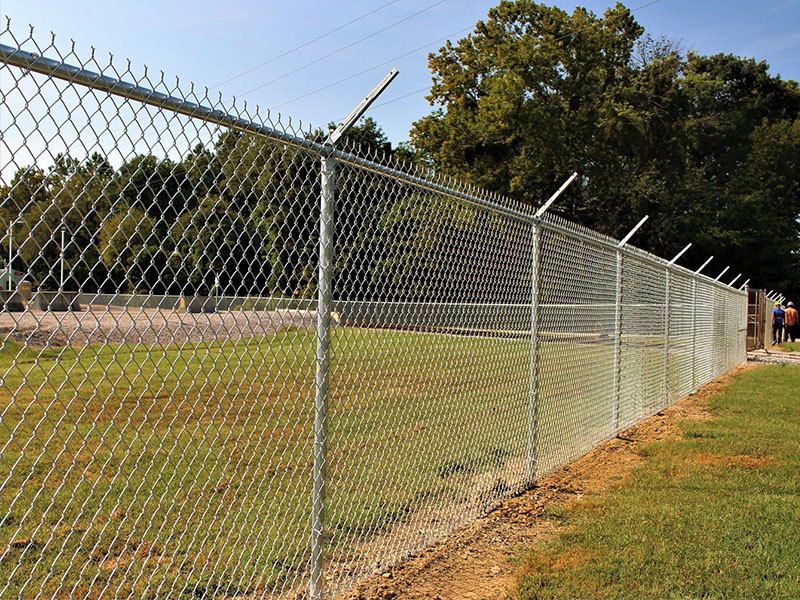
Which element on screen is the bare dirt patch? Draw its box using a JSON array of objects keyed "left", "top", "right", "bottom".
[{"left": 344, "top": 364, "right": 752, "bottom": 600}]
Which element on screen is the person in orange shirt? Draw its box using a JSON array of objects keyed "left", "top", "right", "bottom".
[{"left": 784, "top": 301, "right": 799, "bottom": 343}]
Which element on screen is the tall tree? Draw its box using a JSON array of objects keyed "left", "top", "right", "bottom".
[
  {"left": 411, "top": 2, "right": 643, "bottom": 219},
  {"left": 410, "top": 1, "right": 800, "bottom": 296}
]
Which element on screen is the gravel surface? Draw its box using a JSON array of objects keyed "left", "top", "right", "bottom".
[
  {"left": 0, "top": 306, "right": 315, "bottom": 348},
  {"left": 747, "top": 349, "right": 800, "bottom": 365}
]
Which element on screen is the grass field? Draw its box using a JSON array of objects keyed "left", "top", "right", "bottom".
[
  {"left": 514, "top": 364, "right": 800, "bottom": 600},
  {"left": 0, "top": 328, "right": 535, "bottom": 598},
  {"left": 0, "top": 324, "right": 708, "bottom": 598},
  {"left": 776, "top": 341, "right": 800, "bottom": 352}
]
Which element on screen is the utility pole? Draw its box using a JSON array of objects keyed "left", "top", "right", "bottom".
[
  {"left": 7, "top": 221, "right": 13, "bottom": 292},
  {"left": 60, "top": 228, "right": 65, "bottom": 292}
]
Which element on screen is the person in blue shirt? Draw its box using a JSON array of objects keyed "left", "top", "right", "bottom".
[{"left": 772, "top": 302, "right": 785, "bottom": 345}]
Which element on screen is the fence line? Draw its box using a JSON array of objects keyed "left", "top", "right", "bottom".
[{"left": 0, "top": 22, "right": 747, "bottom": 600}]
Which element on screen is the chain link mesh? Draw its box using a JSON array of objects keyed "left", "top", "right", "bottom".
[{"left": 1, "top": 22, "right": 748, "bottom": 599}]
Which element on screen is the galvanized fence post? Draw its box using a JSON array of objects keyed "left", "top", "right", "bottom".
[
  {"left": 309, "top": 70, "right": 397, "bottom": 599},
  {"left": 614, "top": 215, "right": 647, "bottom": 426},
  {"left": 662, "top": 267, "right": 671, "bottom": 404},
  {"left": 612, "top": 249, "right": 623, "bottom": 434},
  {"left": 527, "top": 220, "right": 542, "bottom": 483},
  {"left": 311, "top": 154, "right": 335, "bottom": 600},
  {"left": 690, "top": 277, "right": 697, "bottom": 392},
  {"left": 525, "top": 174, "right": 577, "bottom": 483}
]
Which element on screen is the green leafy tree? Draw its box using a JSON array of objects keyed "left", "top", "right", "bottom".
[
  {"left": 98, "top": 208, "right": 157, "bottom": 292},
  {"left": 412, "top": 2, "right": 643, "bottom": 217},
  {"left": 1, "top": 155, "right": 115, "bottom": 290},
  {"left": 112, "top": 154, "right": 194, "bottom": 221},
  {"left": 411, "top": 0, "right": 800, "bottom": 296},
  {"left": 213, "top": 130, "right": 319, "bottom": 297}
]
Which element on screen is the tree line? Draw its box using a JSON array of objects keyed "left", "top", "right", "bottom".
[
  {"left": 0, "top": 119, "right": 525, "bottom": 303},
  {"left": 1, "top": 133, "right": 314, "bottom": 298},
  {"left": 2, "top": 1, "right": 798, "bottom": 300}
]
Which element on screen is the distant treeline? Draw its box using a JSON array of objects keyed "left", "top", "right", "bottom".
[
  {"left": 0, "top": 120, "right": 530, "bottom": 303},
  {"left": 4, "top": 1, "right": 799, "bottom": 300}
]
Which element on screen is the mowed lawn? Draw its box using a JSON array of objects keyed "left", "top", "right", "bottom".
[
  {"left": 0, "top": 327, "right": 534, "bottom": 598},
  {"left": 514, "top": 364, "right": 800, "bottom": 600},
  {"left": 776, "top": 341, "right": 800, "bottom": 352},
  {"left": 0, "top": 322, "right": 688, "bottom": 599}
]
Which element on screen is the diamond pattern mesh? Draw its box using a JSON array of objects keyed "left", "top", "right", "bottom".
[{"left": 0, "top": 22, "right": 748, "bottom": 599}]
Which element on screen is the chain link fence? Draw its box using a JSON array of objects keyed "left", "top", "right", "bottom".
[{"left": 0, "top": 22, "right": 747, "bottom": 599}]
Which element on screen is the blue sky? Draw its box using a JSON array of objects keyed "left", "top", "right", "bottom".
[{"left": 1, "top": 0, "right": 799, "bottom": 145}]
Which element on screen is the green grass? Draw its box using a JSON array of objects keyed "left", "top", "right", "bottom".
[
  {"left": 514, "top": 364, "right": 800, "bottom": 600},
  {"left": 776, "top": 341, "right": 800, "bottom": 352},
  {"left": 0, "top": 328, "right": 536, "bottom": 598},
  {"left": 0, "top": 327, "right": 696, "bottom": 598}
]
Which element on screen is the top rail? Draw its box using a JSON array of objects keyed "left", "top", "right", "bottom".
[{"left": 0, "top": 44, "right": 534, "bottom": 224}]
